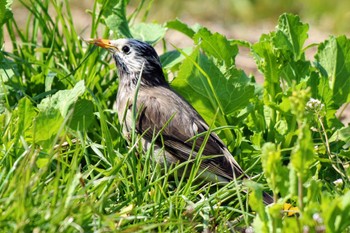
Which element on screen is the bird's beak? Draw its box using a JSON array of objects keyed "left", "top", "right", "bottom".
[{"left": 85, "top": 38, "right": 118, "bottom": 51}]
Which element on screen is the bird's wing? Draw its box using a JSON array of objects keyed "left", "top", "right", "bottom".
[{"left": 133, "top": 86, "right": 246, "bottom": 180}]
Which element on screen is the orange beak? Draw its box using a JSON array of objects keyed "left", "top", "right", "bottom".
[{"left": 85, "top": 38, "right": 116, "bottom": 50}]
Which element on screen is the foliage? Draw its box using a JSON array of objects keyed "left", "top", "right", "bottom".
[{"left": 0, "top": 0, "right": 350, "bottom": 232}]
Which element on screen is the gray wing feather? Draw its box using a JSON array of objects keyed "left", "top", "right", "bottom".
[{"left": 135, "top": 86, "right": 246, "bottom": 181}]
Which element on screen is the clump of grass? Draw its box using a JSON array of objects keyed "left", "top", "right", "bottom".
[
  {"left": 2, "top": 0, "right": 350, "bottom": 232},
  {"left": 0, "top": 0, "right": 251, "bottom": 232}
]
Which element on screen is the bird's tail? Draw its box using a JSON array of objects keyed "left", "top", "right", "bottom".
[{"left": 263, "top": 191, "right": 274, "bottom": 205}]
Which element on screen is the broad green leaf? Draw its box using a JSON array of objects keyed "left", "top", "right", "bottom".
[
  {"left": 281, "top": 60, "right": 311, "bottom": 86},
  {"left": 275, "top": 119, "right": 288, "bottom": 136},
  {"left": 329, "top": 126, "right": 350, "bottom": 144},
  {"left": 308, "top": 72, "right": 333, "bottom": 107},
  {"left": 16, "top": 97, "right": 36, "bottom": 139},
  {"left": 250, "top": 132, "right": 264, "bottom": 149},
  {"left": 67, "top": 99, "right": 94, "bottom": 131},
  {"left": 130, "top": 23, "right": 166, "bottom": 45},
  {"left": 245, "top": 100, "right": 266, "bottom": 133},
  {"left": 102, "top": 0, "right": 132, "bottom": 38},
  {"left": 252, "top": 33, "right": 282, "bottom": 99},
  {"left": 171, "top": 48, "right": 215, "bottom": 122},
  {"left": 35, "top": 81, "right": 90, "bottom": 146},
  {"left": 253, "top": 14, "right": 309, "bottom": 102},
  {"left": 323, "top": 191, "right": 350, "bottom": 233},
  {"left": 105, "top": 15, "right": 132, "bottom": 38},
  {"left": 34, "top": 107, "right": 64, "bottom": 143},
  {"left": 166, "top": 18, "right": 200, "bottom": 38},
  {"left": 274, "top": 13, "right": 309, "bottom": 60},
  {"left": 0, "top": 56, "right": 18, "bottom": 83},
  {"left": 0, "top": 0, "right": 13, "bottom": 27},
  {"left": 329, "top": 127, "right": 350, "bottom": 143},
  {"left": 307, "top": 72, "right": 343, "bottom": 129},
  {"left": 160, "top": 47, "right": 193, "bottom": 70},
  {"left": 171, "top": 47, "right": 254, "bottom": 124},
  {"left": 38, "top": 80, "right": 85, "bottom": 118},
  {"left": 315, "top": 36, "right": 350, "bottom": 108},
  {"left": 193, "top": 27, "right": 238, "bottom": 67}
]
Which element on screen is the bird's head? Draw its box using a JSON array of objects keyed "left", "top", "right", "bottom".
[{"left": 88, "top": 38, "right": 167, "bottom": 87}]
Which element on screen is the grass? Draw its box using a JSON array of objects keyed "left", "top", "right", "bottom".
[
  {"left": 1, "top": 0, "right": 350, "bottom": 232},
  {"left": 0, "top": 0, "right": 252, "bottom": 232}
]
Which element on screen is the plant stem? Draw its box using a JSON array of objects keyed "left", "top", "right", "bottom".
[{"left": 298, "top": 175, "right": 303, "bottom": 211}]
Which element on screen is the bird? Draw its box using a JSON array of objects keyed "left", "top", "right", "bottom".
[{"left": 87, "top": 38, "right": 273, "bottom": 205}]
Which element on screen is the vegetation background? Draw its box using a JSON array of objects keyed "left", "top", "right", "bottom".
[
  {"left": 6, "top": 0, "right": 350, "bottom": 122},
  {"left": 1, "top": 0, "right": 350, "bottom": 232}
]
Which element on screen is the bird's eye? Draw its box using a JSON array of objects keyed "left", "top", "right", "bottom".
[{"left": 121, "top": 45, "right": 131, "bottom": 54}]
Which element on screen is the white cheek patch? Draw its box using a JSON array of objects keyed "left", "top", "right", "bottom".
[
  {"left": 193, "top": 122, "right": 198, "bottom": 134},
  {"left": 120, "top": 53, "right": 143, "bottom": 73}
]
